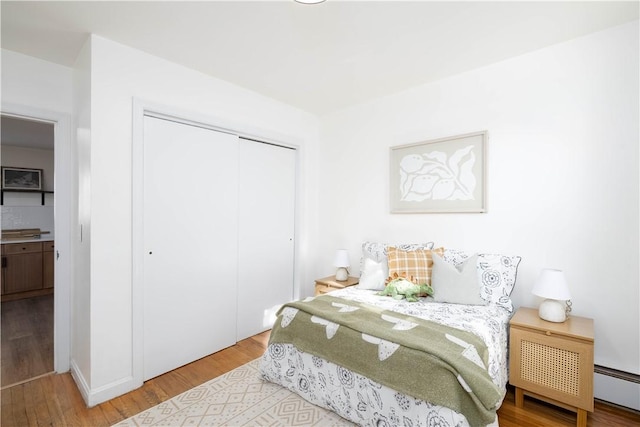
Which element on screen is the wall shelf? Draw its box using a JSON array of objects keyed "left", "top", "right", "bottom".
[{"left": 1, "top": 189, "right": 54, "bottom": 206}]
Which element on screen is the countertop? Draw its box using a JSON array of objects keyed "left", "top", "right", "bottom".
[{"left": 1, "top": 235, "right": 54, "bottom": 244}]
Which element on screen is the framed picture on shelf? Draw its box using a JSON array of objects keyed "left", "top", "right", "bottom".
[
  {"left": 390, "top": 131, "right": 487, "bottom": 213},
  {"left": 1, "top": 167, "right": 43, "bottom": 190}
]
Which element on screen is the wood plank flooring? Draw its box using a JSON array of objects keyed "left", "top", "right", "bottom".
[
  {"left": 2, "top": 329, "right": 640, "bottom": 426},
  {"left": 1, "top": 294, "right": 54, "bottom": 388}
]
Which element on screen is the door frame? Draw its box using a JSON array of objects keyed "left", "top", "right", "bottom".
[
  {"left": 131, "top": 98, "right": 300, "bottom": 386},
  {"left": 1, "top": 103, "right": 73, "bottom": 374}
]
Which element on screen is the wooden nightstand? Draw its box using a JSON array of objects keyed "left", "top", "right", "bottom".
[
  {"left": 509, "top": 307, "right": 594, "bottom": 427},
  {"left": 314, "top": 275, "right": 359, "bottom": 296}
]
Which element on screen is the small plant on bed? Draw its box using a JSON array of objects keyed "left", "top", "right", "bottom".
[{"left": 378, "top": 273, "right": 433, "bottom": 302}]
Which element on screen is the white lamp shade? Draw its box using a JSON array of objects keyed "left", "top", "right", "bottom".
[
  {"left": 531, "top": 269, "right": 571, "bottom": 300},
  {"left": 333, "top": 249, "right": 350, "bottom": 268}
]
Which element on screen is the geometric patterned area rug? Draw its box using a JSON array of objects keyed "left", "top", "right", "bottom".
[{"left": 112, "top": 359, "right": 354, "bottom": 426}]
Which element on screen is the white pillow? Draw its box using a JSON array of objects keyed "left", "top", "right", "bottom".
[
  {"left": 356, "top": 257, "right": 387, "bottom": 290},
  {"left": 432, "top": 253, "right": 486, "bottom": 305}
]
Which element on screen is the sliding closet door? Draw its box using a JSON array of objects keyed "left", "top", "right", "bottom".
[
  {"left": 237, "top": 138, "right": 296, "bottom": 340},
  {"left": 142, "top": 116, "right": 238, "bottom": 380}
]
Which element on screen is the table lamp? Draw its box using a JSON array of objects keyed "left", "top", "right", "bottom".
[
  {"left": 333, "top": 249, "right": 350, "bottom": 281},
  {"left": 531, "top": 268, "right": 572, "bottom": 322}
]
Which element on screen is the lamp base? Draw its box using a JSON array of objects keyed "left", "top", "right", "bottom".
[
  {"left": 335, "top": 267, "right": 349, "bottom": 281},
  {"left": 538, "top": 299, "right": 567, "bottom": 322}
]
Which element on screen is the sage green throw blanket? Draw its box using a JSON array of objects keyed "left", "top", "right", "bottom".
[{"left": 269, "top": 295, "right": 502, "bottom": 426}]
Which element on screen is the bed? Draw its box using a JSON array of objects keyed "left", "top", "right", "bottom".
[{"left": 260, "top": 243, "right": 521, "bottom": 427}]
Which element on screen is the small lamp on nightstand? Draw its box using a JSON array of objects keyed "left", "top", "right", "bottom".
[
  {"left": 333, "top": 249, "right": 350, "bottom": 281},
  {"left": 532, "top": 269, "right": 572, "bottom": 323}
]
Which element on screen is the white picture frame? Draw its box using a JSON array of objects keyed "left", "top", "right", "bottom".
[{"left": 390, "top": 131, "right": 487, "bottom": 213}]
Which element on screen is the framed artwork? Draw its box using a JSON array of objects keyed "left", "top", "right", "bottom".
[
  {"left": 390, "top": 131, "right": 487, "bottom": 213},
  {"left": 1, "top": 167, "right": 43, "bottom": 190}
]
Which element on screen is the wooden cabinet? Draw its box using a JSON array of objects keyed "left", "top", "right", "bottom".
[
  {"left": 1, "top": 240, "right": 54, "bottom": 300},
  {"left": 315, "top": 275, "right": 359, "bottom": 296},
  {"left": 43, "top": 241, "right": 55, "bottom": 289},
  {"left": 2, "top": 242, "right": 43, "bottom": 294},
  {"left": 509, "top": 307, "right": 594, "bottom": 427}
]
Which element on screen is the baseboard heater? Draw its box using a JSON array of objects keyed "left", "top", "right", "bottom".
[
  {"left": 595, "top": 365, "right": 640, "bottom": 384},
  {"left": 593, "top": 365, "right": 640, "bottom": 412}
]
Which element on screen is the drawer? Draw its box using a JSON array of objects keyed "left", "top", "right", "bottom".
[
  {"left": 2, "top": 242, "right": 43, "bottom": 255},
  {"left": 43, "top": 241, "right": 55, "bottom": 252},
  {"left": 315, "top": 284, "right": 333, "bottom": 295}
]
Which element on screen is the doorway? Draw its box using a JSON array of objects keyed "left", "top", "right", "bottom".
[
  {"left": 0, "top": 115, "right": 55, "bottom": 387},
  {"left": 0, "top": 107, "right": 72, "bottom": 386}
]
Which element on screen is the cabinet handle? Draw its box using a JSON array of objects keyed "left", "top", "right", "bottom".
[
  {"left": 545, "top": 331, "right": 552, "bottom": 336},
  {"left": 2, "top": 257, "right": 6, "bottom": 268}
]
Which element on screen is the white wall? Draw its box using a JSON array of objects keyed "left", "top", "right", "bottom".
[
  {"left": 71, "top": 37, "right": 93, "bottom": 393},
  {"left": 76, "top": 35, "right": 320, "bottom": 404},
  {"left": 1, "top": 49, "right": 73, "bottom": 113},
  {"left": 319, "top": 21, "right": 639, "bottom": 405}
]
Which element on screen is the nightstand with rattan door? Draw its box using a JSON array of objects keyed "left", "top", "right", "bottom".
[{"left": 509, "top": 307, "right": 594, "bottom": 427}]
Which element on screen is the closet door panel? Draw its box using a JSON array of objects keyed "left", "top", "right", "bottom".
[
  {"left": 237, "top": 139, "right": 296, "bottom": 340},
  {"left": 143, "top": 116, "right": 238, "bottom": 380}
]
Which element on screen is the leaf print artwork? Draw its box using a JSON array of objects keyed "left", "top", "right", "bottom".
[
  {"left": 399, "top": 145, "right": 477, "bottom": 202},
  {"left": 390, "top": 131, "right": 486, "bottom": 213}
]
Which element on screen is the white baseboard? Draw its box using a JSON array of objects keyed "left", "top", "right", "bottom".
[
  {"left": 69, "top": 359, "right": 91, "bottom": 405},
  {"left": 69, "top": 359, "right": 143, "bottom": 407},
  {"left": 594, "top": 372, "right": 640, "bottom": 411}
]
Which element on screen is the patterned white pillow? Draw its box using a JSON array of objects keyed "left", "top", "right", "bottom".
[
  {"left": 443, "top": 248, "right": 522, "bottom": 312},
  {"left": 358, "top": 241, "right": 434, "bottom": 290}
]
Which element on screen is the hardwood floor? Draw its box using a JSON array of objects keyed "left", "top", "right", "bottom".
[
  {"left": 2, "top": 329, "right": 639, "bottom": 426},
  {"left": 1, "top": 331, "right": 270, "bottom": 427},
  {"left": 1, "top": 294, "right": 54, "bottom": 388},
  {"left": 499, "top": 387, "right": 640, "bottom": 426}
]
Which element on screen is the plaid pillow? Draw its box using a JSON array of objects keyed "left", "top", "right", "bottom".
[
  {"left": 387, "top": 247, "right": 444, "bottom": 285},
  {"left": 360, "top": 241, "right": 435, "bottom": 286}
]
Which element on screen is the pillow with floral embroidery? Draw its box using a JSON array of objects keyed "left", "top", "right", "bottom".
[{"left": 442, "top": 248, "right": 522, "bottom": 311}]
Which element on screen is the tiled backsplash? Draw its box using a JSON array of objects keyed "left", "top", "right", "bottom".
[{"left": 2, "top": 206, "right": 54, "bottom": 232}]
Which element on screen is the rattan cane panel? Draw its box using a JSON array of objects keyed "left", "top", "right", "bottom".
[{"left": 520, "top": 339, "right": 580, "bottom": 396}]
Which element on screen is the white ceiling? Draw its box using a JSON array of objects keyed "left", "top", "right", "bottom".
[
  {"left": 1, "top": 116, "right": 54, "bottom": 150},
  {"left": 1, "top": 0, "right": 638, "bottom": 119}
]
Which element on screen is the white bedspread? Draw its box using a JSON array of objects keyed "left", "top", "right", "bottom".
[{"left": 260, "top": 288, "right": 511, "bottom": 427}]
